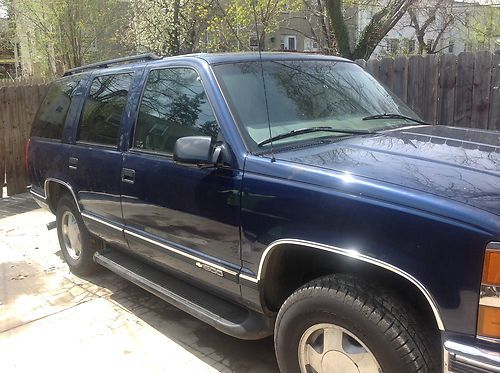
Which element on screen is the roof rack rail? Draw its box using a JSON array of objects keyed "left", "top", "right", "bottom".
[{"left": 63, "top": 53, "right": 161, "bottom": 76}]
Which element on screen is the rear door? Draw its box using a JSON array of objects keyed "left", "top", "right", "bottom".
[
  {"left": 70, "top": 70, "right": 137, "bottom": 247},
  {"left": 120, "top": 66, "right": 242, "bottom": 297}
]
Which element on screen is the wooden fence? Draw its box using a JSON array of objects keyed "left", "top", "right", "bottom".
[
  {"left": 355, "top": 51, "right": 500, "bottom": 130},
  {"left": 0, "top": 50, "right": 499, "bottom": 196},
  {"left": 0, "top": 83, "right": 48, "bottom": 197}
]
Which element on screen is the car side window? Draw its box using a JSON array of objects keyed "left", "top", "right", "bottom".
[
  {"left": 78, "top": 72, "right": 134, "bottom": 146},
  {"left": 133, "top": 67, "right": 218, "bottom": 154},
  {"left": 30, "top": 76, "right": 82, "bottom": 140}
]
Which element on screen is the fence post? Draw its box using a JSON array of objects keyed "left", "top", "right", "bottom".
[{"left": 0, "top": 87, "right": 5, "bottom": 197}]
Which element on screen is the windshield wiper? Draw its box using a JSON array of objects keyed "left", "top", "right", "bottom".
[
  {"left": 362, "top": 113, "right": 432, "bottom": 126},
  {"left": 257, "top": 126, "right": 374, "bottom": 147}
]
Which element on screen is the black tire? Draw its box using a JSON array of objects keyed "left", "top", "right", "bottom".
[
  {"left": 56, "top": 195, "right": 102, "bottom": 275},
  {"left": 274, "top": 274, "right": 439, "bottom": 373}
]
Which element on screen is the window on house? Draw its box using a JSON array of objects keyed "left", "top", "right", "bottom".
[
  {"left": 388, "top": 39, "right": 399, "bottom": 54},
  {"left": 448, "top": 41, "right": 455, "bottom": 53},
  {"left": 249, "top": 35, "right": 259, "bottom": 48},
  {"left": 281, "top": 35, "right": 297, "bottom": 51},
  {"left": 408, "top": 40, "right": 415, "bottom": 53}
]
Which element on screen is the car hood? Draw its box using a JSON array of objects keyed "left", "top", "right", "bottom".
[{"left": 278, "top": 125, "right": 500, "bottom": 216}]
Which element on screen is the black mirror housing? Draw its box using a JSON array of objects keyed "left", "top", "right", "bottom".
[{"left": 173, "top": 136, "right": 213, "bottom": 165}]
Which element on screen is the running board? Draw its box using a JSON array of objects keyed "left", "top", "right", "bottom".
[{"left": 94, "top": 248, "right": 274, "bottom": 340}]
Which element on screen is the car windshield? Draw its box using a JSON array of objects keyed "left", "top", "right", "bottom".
[{"left": 213, "top": 59, "right": 420, "bottom": 152}]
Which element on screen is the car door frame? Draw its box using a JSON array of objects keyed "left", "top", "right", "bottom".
[{"left": 119, "top": 59, "right": 247, "bottom": 299}]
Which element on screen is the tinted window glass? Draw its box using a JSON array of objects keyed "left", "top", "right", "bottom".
[
  {"left": 213, "top": 61, "right": 418, "bottom": 151},
  {"left": 31, "top": 76, "right": 81, "bottom": 139},
  {"left": 78, "top": 73, "right": 134, "bottom": 146},
  {"left": 133, "top": 68, "right": 218, "bottom": 154}
]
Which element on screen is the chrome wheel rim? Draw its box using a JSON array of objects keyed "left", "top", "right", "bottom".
[
  {"left": 61, "top": 210, "right": 82, "bottom": 260},
  {"left": 298, "top": 323, "right": 381, "bottom": 373}
]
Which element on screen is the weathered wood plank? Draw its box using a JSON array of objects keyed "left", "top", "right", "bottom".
[
  {"left": 487, "top": 52, "right": 500, "bottom": 131},
  {"left": 453, "top": 52, "right": 475, "bottom": 127},
  {"left": 366, "top": 59, "right": 380, "bottom": 79},
  {"left": 393, "top": 56, "right": 408, "bottom": 103},
  {"left": 438, "top": 53, "right": 457, "bottom": 125},
  {"left": 471, "top": 51, "right": 493, "bottom": 129},
  {"left": 379, "top": 57, "right": 394, "bottom": 91},
  {"left": 422, "top": 54, "right": 439, "bottom": 124},
  {"left": 407, "top": 55, "right": 425, "bottom": 118}
]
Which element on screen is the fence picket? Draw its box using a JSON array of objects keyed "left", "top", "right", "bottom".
[
  {"left": 454, "top": 52, "right": 475, "bottom": 127},
  {"left": 393, "top": 56, "right": 408, "bottom": 103},
  {"left": 379, "top": 58, "right": 394, "bottom": 91},
  {"left": 407, "top": 55, "right": 425, "bottom": 118},
  {"left": 471, "top": 51, "right": 493, "bottom": 128},
  {"left": 422, "top": 54, "right": 439, "bottom": 124},
  {"left": 438, "top": 53, "right": 457, "bottom": 125}
]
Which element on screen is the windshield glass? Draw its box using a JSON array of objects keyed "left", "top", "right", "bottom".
[{"left": 213, "top": 60, "right": 419, "bottom": 151}]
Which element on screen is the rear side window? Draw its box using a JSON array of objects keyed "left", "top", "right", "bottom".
[
  {"left": 78, "top": 73, "right": 134, "bottom": 146},
  {"left": 31, "top": 76, "right": 81, "bottom": 139},
  {"left": 133, "top": 68, "right": 218, "bottom": 154}
]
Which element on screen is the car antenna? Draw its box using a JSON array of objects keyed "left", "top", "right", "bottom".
[{"left": 251, "top": 0, "right": 275, "bottom": 162}]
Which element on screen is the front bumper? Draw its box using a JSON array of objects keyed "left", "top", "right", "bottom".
[{"left": 444, "top": 340, "right": 500, "bottom": 372}]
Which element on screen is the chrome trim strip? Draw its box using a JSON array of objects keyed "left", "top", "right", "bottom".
[
  {"left": 480, "top": 285, "right": 500, "bottom": 307},
  {"left": 44, "top": 178, "right": 81, "bottom": 212},
  {"left": 81, "top": 211, "right": 123, "bottom": 231},
  {"left": 124, "top": 228, "right": 238, "bottom": 277},
  {"left": 444, "top": 340, "right": 500, "bottom": 373},
  {"left": 239, "top": 274, "right": 258, "bottom": 283},
  {"left": 29, "top": 189, "right": 47, "bottom": 200},
  {"left": 477, "top": 336, "right": 500, "bottom": 345},
  {"left": 257, "top": 238, "right": 445, "bottom": 331},
  {"left": 487, "top": 242, "right": 500, "bottom": 251}
]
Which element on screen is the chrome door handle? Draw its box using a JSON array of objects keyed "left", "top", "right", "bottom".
[
  {"left": 121, "top": 168, "right": 135, "bottom": 184},
  {"left": 69, "top": 157, "right": 78, "bottom": 170}
]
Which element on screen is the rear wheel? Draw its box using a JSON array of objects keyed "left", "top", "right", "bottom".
[
  {"left": 56, "top": 195, "right": 101, "bottom": 275},
  {"left": 274, "top": 274, "right": 439, "bottom": 373}
]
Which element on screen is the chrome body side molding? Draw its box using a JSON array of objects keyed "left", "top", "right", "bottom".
[
  {"left": 43, "top": 178, "right": 81, "bottom": 212},
  {"left": 255, "top": 238, "right": 445, "bottom": 331},
  {"left": 124, "top": 228, "right": 239, "bottom": 277},
  {"left": 81, "top": 211, "right": 123, "bottom": 231}
]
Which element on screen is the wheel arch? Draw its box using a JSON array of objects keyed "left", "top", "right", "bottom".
[
  {"left": 258, "top": 239, "right": 445, "bottom": 332},
  {"left": 44, "top": 178, "right": 80, "bottom": 214}
]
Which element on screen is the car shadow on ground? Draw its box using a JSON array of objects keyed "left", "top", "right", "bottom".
[{"left": 82, "top": 269, "right": 279, "bottom": 373}]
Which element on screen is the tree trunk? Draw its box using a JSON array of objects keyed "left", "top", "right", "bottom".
[{"left": 325, "top": 0, "right": 352, "bottom": 58}]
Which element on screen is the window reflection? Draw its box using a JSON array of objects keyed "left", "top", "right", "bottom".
[
  {"left": 79, "top": 73, "right": 134, "bottom": 146},
  {"left": 214, "top": 61, "right": 417, "bottom": 149},
  {"left": 134, "top": 68, "right": 218, "bottom": 154}
]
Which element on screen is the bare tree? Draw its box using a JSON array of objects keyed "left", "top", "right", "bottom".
[{"left": 407, "top": 0, "right": 458, "bottom": 54}]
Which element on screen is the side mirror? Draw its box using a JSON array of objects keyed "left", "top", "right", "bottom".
[{"left": 173, "top": 136, "right": 215, "bottom": 166}]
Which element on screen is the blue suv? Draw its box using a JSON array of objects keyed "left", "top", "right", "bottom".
[{"left": 28, "top": 52, "right": 500, "bottom": 373}]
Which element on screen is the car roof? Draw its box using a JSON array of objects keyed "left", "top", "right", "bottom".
[{"left": 59, "top": 52, "right": 353, "bottom": 80}]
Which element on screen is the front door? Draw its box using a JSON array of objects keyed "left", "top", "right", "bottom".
[{"left": 120, "top": 66, "right": 242, "bottom": 296}]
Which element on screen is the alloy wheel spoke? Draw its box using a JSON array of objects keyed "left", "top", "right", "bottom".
[
  {"left": 323, "top": 327, "right": 344, "bottom": 352},
  {"left": 306, "top": 344, "right": 323, "bottom": 373}
]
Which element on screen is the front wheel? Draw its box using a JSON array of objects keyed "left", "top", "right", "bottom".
[{"left": 274, "top": 274, "right": 439, "bottom": 373}]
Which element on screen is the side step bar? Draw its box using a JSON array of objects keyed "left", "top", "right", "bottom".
[{"left": 94, "top": 248, "right": 274, "bottom": 340}]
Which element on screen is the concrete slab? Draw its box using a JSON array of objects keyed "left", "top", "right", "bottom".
[{"left": 0, "top": 205, "right": 279, "bottom": 372}]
